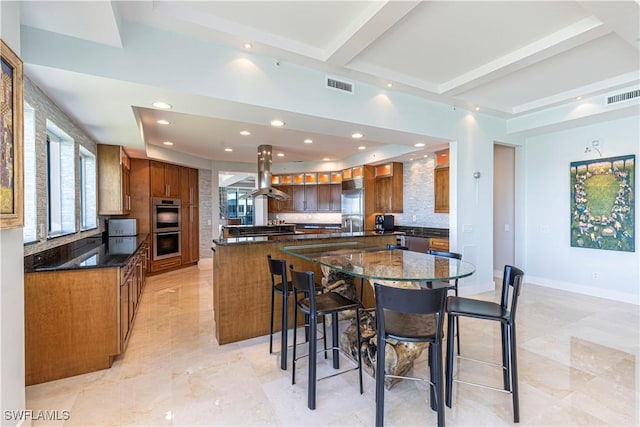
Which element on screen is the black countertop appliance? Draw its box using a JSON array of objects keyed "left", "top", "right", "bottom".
[{"left": 375, "top": 214, "right": 394, "bottom": 232}]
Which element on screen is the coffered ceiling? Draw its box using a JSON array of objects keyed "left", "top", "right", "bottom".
[{"left": 18, "top": 1, "right": 640, "bottom": 164}]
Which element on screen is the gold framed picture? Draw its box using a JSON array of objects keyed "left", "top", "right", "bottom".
[{"left": 0, "top": 39, "right": 24, "bottom": 229}]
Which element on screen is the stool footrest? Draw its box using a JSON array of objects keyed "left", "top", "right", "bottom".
[
  {"left": 456, "top": 354, "right": 506, "bottom": 370},
  {"left": 453, "top": 378, "right": 512, "bottom": 394}
]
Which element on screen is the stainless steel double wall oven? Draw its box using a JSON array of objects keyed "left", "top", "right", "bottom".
[{"left": 152, "top": 197, "right": 181, "bottom": 260}]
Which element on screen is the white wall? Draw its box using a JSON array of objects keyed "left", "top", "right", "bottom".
[
  {"left": 1, "top": 1, "right": 27, "bottom": 424},
  {"left": 524, "top": 115, "right": 640, "bottom": 304}
]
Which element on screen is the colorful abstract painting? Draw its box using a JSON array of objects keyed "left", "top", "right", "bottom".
[{"left": 570, "top": 155, "right": 635, "bottom": 252}]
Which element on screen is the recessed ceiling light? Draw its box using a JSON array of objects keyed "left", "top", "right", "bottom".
[
  {"left": 386, "top": 83, "right": 393, "bottom": 88},
  {"left": 157, "top": 119, "right": 170, "bottom": 125},
  {"left": 351, "top": 133, "right": 363, "bottom": 139},
  {"left": 475, "top": 107, "right": 480, "bottom": 111},
  {"left": 152, "top": 101, "right": 172, "bottom": 109},
  {"left": 423, "top": 154, "right": 428, "bottom": 158},
  {"left": 303, "top": 139, "right": 313, "bottom": 144},
  {"left": 243, "top": 42, "right": 253, "bottom": 49},
  {"left": 224, "top": 148, "right": 233, "bottom": 152},
  {"left": 270, "top": 119, "right": 285, "bottom": 127},
  {"left": 358, "top": 146, "right": 366, "bottom": 150},
  {"left": 277, "top": 153, "right": 285, "bottom": 157},
  {"left": 576, "top": 96, "right": 583, "bottom": 100},
  {"left": 163, "top": 141, "right": 173, "bottom": 146},
  {"left": 240, "top": 130, "right": 251, "bottom": 136},
  {"left": 323, "top": 157, "right": 331, "bottom": 161},
  {"left": 414, "top": 143, "right": 425, "bottom": 147},
  {"left": 409, "top": 158, "right": 414, "bottom": 161}
]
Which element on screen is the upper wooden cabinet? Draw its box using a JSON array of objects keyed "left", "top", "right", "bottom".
[
  {"left": 180, "top": 167, "right": 199, "bottom": 205},
  {"left": 269, "top": 173, "right": 341, "bottom": 213},
  {"left": 374, "top": 162, "right": 403, "bottom": 213},
  {"left": 98, "top": 144, "right": 131, "bottom": 215},
  {"left": 150, "top": 161, "right": 181, "bottom": 198},
  {"left": 434, "top": 149, "right": 449, "bottom": 213}
]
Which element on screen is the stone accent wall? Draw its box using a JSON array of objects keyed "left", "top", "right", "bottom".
[
  {"left": 198, "top": 169, "right": 213, "bottom": 259},
  {"left": 394, "top": 156, "right": 449, "bottom": 229},
  {"left": 23, "top": 77, "right": 105, "bottom": 257}
]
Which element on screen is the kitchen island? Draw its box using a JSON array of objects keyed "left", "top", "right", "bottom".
[{"left": 212, "top": 231, "right": 399, "bottom": 344}]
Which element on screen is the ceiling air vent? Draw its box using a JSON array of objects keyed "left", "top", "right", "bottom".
[
  {"left": 326, "top": 76, "right": 354, "bottom": 94},
  {"left": 606, "top": 89, "right": 640, "bottom": 105}
]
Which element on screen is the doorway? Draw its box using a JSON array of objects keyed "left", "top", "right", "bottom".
[{"left": 493, "top": 145, "right": 515, "bottom": 277}]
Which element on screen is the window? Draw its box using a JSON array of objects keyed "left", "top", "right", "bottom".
[
  {"left": 219, "top": 187, "right": 254, "bottom": 225},
  {"left": 79, "top": 146, "right": 97, "bottom": 230},
  {"left": 23, "top": 103, "right": 37, "bottom": 243},
  {"left": 46, "top": 121, "right": 75, "bottom": 237}
]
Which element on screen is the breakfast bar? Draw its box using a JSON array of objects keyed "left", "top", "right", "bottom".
[{"left": 211, "top": 232, "right": 398, "bottom": 345}]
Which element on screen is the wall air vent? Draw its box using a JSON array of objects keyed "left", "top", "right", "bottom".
[
  {"left": 606, "top": 89, "right": 640, "bottom": 105},
  {"left": 326, "top": 76, "right": 354, "bottom": 94}
]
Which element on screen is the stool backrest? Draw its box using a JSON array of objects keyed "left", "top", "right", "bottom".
[
  {"left": 267, "top": 255, "right": 288, "bottom": 286},
  {"left": 374, "top": 283, "right": 448, "bottom": 335},
  {"left": 501, "top": 265, "right": 525, "bottom": 320},
  {"left": 289, "top": 267, "right": 318, "bottom": 312}
]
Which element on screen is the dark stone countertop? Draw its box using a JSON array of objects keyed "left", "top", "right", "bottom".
[
  {"left": 24, "top": 234, "right": 149, "bottom": 273},
  {"left": 394, "top": 226, "right": 449, "bottom": 239},
  {"left": 213, "top": 231, "right": 403, "bottom": 246}
]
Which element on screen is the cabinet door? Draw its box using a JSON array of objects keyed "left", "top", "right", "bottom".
[
  {"left": 434, "top": 167, "right": 449, "bottom": 213},
  {"left": 181, "top": 206, "right": 191, "bottom": 264},
  {"left": 317, "top": 184, "right": 331, "bottom": 211},
  {"left": 405, "top": 236, "right": 429, "bottom": 253},
  {"left": 268, "top": 194, "right": 280, "bottom": 213},
  {"left": 189, "top": 168, "right": 199, "bottom": 205},
  {"left": 120, "top": 277, "right": 130, "bottom": 345},
  {"left": 304, "top": 185, "right": 318, "bottom": 211},
  {"left": 165, "top": 164, "right": 181, "bottom": 198},
  {"left": 375, "top": 177, "right": 392, "bottom": 212},
  {"left": 280, "top": 185, "right": 293, "bottom": 212},
  {"left": 150, "top": 161, "right": 167, "bottom": 197},
  {"left": 330, "top": 183, "right": 342, "bottom": 212},
  {"left": 292, "top": 186, "right": 305, "bottom": 211},
  {"left": 180, "top": 167, "right": 190, "bottom": 204},
  {"left": 189, "top": 205, "right": 199, "bottom": 263}
]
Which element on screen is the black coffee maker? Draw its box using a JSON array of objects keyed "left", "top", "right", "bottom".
[{"left": 375, "top": 215, "right": 394, "bottom": 232}]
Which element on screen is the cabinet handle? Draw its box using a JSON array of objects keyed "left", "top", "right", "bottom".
[
  {"left": 190, "top": 188, "right": 193, "bottom": 204},
  {"left": 167, "top": 184, "right": 170, "bottom": 196},
  {"left": 190, "top": 205, "right": 193, "bottom": 222}
]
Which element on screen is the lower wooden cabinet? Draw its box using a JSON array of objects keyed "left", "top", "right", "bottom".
[
  {"left": 434, "top": 166, "right": 449, "bottom": 213},
  {"left": 151, "top": 256, "right": 182, "bottom": 272}
]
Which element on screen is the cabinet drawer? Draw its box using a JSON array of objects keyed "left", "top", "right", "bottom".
[
  {"left": 429, "top": 238, "right": 449, "bottom": 252},
  {"left": 150, "top": 257, "right": 181, "bottom": 272}
]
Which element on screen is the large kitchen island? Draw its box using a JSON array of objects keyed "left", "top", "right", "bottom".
[{"left": 212, "top": 231, "right": 398, "bottom": 344}]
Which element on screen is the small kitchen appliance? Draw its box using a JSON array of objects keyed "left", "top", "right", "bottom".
[
  {"left": 375, "top": 214, "right": 394, "bottom": 232},
  {"left": 108, "top": 218, "right": 137, "bottom": 237}
]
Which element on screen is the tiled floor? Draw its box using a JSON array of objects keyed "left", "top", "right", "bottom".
[{"left": 27, "top": 265, "right": 639, "bottom": 426}]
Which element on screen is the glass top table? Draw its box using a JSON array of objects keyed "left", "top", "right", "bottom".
[{"left": 281, "top": 241, "right": 475, "bottom": 289}]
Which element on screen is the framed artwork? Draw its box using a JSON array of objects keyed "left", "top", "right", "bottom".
[
  {"left": 570, "top": 154, "right": 635, "bottom": 252},
  {"left": 0, "top": 39, "right": 24, "bottom": 229}
]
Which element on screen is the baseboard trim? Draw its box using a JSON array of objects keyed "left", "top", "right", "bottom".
[{"left": 526, "top": 275, "right": 639, "bottom": 305}]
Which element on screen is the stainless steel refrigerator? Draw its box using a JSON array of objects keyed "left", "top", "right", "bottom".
[{"left": 341, "top": 180, "right": 364, "bottom": 232}]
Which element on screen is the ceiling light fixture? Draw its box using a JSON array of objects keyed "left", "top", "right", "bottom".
[
  {"left": 152, "top": 101, "right": 172, "bottom": 109},
  {"left": 243, "top": 42, "right": 253, "bottom": 49},
  {"left": 576, "top": 96, "right": 583, "bottom": 100},
  {"left": 304, "top": 139, "right": 313, "bottom": 144},
  {"left": 224, "top": 148, "right": 233, "bottom": 152},
  {"left": 277, "top": 153, "right": 284, "bottom": 157},
  {"left": 358, "top": 146, "right": 366, "bottom": 150},
  {"left": 157, "top": 119, "right": 170, "bottom": 125},
  {"left": 475, "top": 107, "right": 480, "bottom": 111},
  {"left": 323, "top": 157, "right": 331, "bottom": 161},
  {"left": 386, "top": 83, "right": 393, "bottom": 88},
  {"left": 351, "top": 133, "right": 363, "bottom": 139},
  {"left": 270, "top": 119, "right": 285, "bottom": 127},
  {"left": 163, "top": 141, "right": 173, "bottom": 146},
  {"left": 414, "top": 143, "right": 425, "bottom": 147},
  {"left": 240, "top": 130, "right": 251, "bottom": 136}
]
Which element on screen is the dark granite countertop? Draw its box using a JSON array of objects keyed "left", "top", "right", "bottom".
[
  {"left": 394, "top": 226, "right": 449, "bottom": 239},
  {"left": 24, "top": 234, "right": 149, "bottom": 273},
  {"left": 213, "top": 231, "right": 403, "bottom": 246}
]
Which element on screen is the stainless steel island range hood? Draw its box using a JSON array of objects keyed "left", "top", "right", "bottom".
[{"left": 241, "top": 145, "right": 289, "bottom": 200}]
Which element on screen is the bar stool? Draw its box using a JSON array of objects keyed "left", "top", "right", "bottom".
[
  {"left": 374, "top": 282, "right": 448, "bottom": 427},
  {"left": 290, "top": 266, "right": 363, "bottom": 410},
  {"left": 426, "top": 249, "right": 462, "bottom": 354},
  {"left": 445, "top": 265, "right": 525, "bottom": 423},
  {"left": 267, "top": 255, "right": 325, "bottom": 370}
]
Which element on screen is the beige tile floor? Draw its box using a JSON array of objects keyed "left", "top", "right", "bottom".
[{"left": 27, "top": 265, "right": 639, "bottom": 426}]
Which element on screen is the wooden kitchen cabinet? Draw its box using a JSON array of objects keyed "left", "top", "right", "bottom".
[
  {"left": 292, "top": 184, "right": 318, "bottom": 212},
  {"left": 429, "top": 237, "right": 449, "bottom": 251},
  {"left": 180, "top": 167, "right": 199, "bottom": 205},
  {"left": 374, "top": 162, "right": 403, "bottom": 213},
  {"left": 98, "top": 144, "right": 131, "bottom": 215},
  {"left": 181, "top": 204, "right": 200, "bottom": 264},
  {"left": 150, "top": 160, "right": 181, "bottom": 198},
  {"left": 434, "top": 166, "right": 449, "bottom": 213},
  {"left": 317, "top": 183, "right": 342, "bottom": 212}
]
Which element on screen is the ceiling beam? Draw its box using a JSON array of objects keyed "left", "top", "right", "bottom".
[
  {"left": 577, "top": 0, "right": 640, "bottom": 51},
  {"left": 324, "top": 1, "right": 421, "bottom": 66},
  {"left": 440, "top": 16, "right": 609, "bottom": 96}
]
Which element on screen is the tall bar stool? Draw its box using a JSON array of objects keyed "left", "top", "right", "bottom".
[
  {"left": 374, "top": 282, "right": 448, "bottom": 427},
  {"left": 289, "top": 266, "right": 363, "bottom": 410},
  {"left": 267, "top": 255, "right": 325, "bottom": 370},
  {"left": 426, "top": 249, "right": 463, "bottom": 354},
  {"left": 445, "top": 265, "right": 525, "bottom": 423}
]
